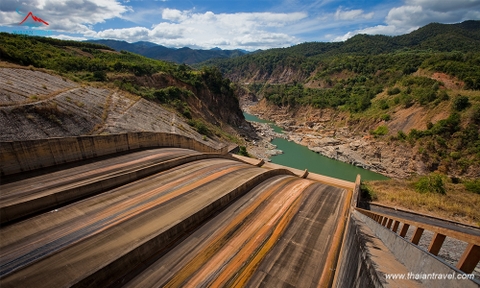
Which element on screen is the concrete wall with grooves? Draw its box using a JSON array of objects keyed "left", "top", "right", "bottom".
[
  {"left": 333, "top": 214, "right": 385, "bottom": 288},
  {"left": 333, "top": 175, "right": 385, "bottom": 288},
  {"left": 72, "top": 168, "right": 296, "bottom": 288},
  {"left": 0, "top": 132, "right": 227, "bottom": 176},
  {"left": 0, "top": 153, "right": 231, "bottom": 225}
]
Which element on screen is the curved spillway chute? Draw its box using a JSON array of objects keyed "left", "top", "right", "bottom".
[{"left": 0, "top": 147, "right": 349, "bottom": 288}]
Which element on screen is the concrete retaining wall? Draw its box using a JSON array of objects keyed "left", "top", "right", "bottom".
[
  {"left": 334, "top": 175, "right": 386, "bottom": 288},
  {"left": 334, "top": 214, "right": 385, "bottom": 288},
  {"left": 72, "top": 168, "right": 296, "bottom": 288},
  {"left": 0, "top": 132, "right": 227, "bottom": 176}
]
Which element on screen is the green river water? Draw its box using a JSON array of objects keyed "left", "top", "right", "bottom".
[{"left": 244, "top": 112, "right": 389, "bottom": 182}]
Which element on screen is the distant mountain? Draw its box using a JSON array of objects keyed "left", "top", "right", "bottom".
[
  {"left": 86, "top": 40, "right": 249, "bottom": 65},
  {"left": 203, "top": 20, "right": 480, "bottom": 82}
]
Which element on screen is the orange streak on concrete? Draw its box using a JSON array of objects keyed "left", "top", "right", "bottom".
[
  {"left": 0, "top": 163, "right": 245, "bottom": 268},
  {"left": 162, "top": 177, "right": 294, "bottom": 288},
  {"left": 185, "top": 180, "right": 313, "bottom": 287},
  {"left": 318, "top": 188, "right": 352, "bottom": 288},
  {"left": 226, "top": 191, "right": 304, "bottom": 287}
]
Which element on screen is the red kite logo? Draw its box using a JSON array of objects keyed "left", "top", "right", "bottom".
[{"left": 19, "top": 12, "right": 49, "bottom": 26}]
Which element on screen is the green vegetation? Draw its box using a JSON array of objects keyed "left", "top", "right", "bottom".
[
  {"left": 464, "top": 179, "right": 480, "bottom": 194},
  {"left": 204, "top": 22, "right": 480, "bottom": 113},
  {"left": 452, "top": 95, "right": 470, "bottom": 111},
  {"left": 370, "top": 125, "right": 389, "bottom": 137},
  {"left": 414, "top": 173, "right": 446, "bottom": 194},
  {"left": 360, "top": 183, "right": 378, "bottom": 201},
  {"left": 187, "top": 119, "right": 212, "bottom": 136},
  {"left": 0, "top": 33, "right": 234, "bottom": 90},
  {"left": 238, "top": 146, "right": 249, "bottom": 157},
  {"left": 389, "top": 109, "right": 480, "bottom": 174},
  {"left": 201, "top": 21, "right": 480, "bottom": 177}
]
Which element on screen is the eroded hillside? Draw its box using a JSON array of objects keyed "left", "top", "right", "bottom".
[{"left": 0, "top": 65, "right": 224, "bottom": 150}]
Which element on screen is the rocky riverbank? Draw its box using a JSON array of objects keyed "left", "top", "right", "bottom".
[
  {"left": 244, "top": 101, "right": 425, "bottom": 179},
  {"left": 244, "top": 121, "right": 284, "bottom": 161}
]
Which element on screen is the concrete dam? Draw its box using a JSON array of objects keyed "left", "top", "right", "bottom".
[{"left": 0, "top": 133, "right": 479, "bottom": 287}]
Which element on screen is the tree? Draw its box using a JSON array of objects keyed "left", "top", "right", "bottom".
[{"left": 452, "top": 95, "right": 470, "bottom": 111}]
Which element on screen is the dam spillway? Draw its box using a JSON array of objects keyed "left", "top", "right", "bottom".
[{"left": 0, "top": 137, "right": 350, "bottom": 287}]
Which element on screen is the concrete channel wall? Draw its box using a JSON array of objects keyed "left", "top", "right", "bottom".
[{"left": 0, "top": 132, "right": 227, "bottom": 176}]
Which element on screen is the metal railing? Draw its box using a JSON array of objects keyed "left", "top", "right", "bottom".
[{"left": 356, "top": 207, "right": 480, "bottom": 274}]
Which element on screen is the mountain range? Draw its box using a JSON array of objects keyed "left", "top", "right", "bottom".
[
  {"left": 86, "top": 39, "right": 250, "bottom": 65},
  {"left": 88, "top": 21, "right": 480, "bottom": 67}
]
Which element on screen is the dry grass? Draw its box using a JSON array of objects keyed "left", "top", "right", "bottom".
[{"left": 365, "top": 179, "right": 480, "bottom": 227}]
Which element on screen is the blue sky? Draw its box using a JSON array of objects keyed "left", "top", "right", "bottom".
[{"left": 0, "top": 0, "right": 479, "bottom": 50}]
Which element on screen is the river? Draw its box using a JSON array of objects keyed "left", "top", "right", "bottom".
[{"left": 244, "top": 112, "right": 389, "bottom": 182}]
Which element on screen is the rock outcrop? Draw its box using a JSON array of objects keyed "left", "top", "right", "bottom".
[{"left": 246, "top": 99, "right": 428, "bottom": 178}]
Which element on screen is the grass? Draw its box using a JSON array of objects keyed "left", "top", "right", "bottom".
[{"left": 364, "top": 178, "right": 480, "bottom": 227}]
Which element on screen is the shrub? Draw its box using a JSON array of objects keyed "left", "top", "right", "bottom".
[
  {"left": 453, "top": 95, "right": 470, "bottom": 111},
  {"left": 370, "top": 125, "right": 389, "bottom": 136},
  {"left": 187, "top": 119, "right": 211, "bottom": 136},
  {"left": 438, "top": 90, "right": 449, "bottom": 101},
  {"left": 414, "top": 173, "right": 446, "bottom": 194},
  {"left": 387, "top": 87, "right": 401, "bottom": 95},
  {"left": 464, "top": 179, "right": 480, "bottom": 194},
  {"left": 381, "top": 114, "right": 391, "bottom": 121},
  {"left": 397, "top": 130, "right": 407, "bottom": 140},
  {"left": 469, "top": 104, "right": 480, "bottom": 124},
  {"left": 378, "top": 99, "right": 389, "bottom": 110},
  {"left": 449, "top": 151, "right": 461, "bottom": 160},
  {"left": 430, "top": 113, "right": 461, "bottom": 137},
  {"left": 360, "top": 183, "right": 378, "bottom": 201},
  {"left": 93, "top": 70, "right": 107, "bottom": 81},
  {"left": 238, "top": 146, "right": 249, "bottom": 157},
  {"left": 401, "top": 93, "right": 414, "bottom": 108}
]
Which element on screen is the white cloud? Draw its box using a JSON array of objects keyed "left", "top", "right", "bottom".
[
  {"left": 162, "top": 8, "right": 188, "bottom": 22},
  {"left": 333, "top": 0, "right": 480, "bottom": 41},
  {"left": 89, "top": 9, "right": 307, "bottom": 50},
  {"left": 0, "top": 0, "right": 128, "bottom": 34},
  {"left": 96, "top": 26, "right": 149, "bottom": 40},
  {"left": 49, "top": 34, "right": 88, "bottom": 41},
  {"left": 150, "top": 22, "right": 186, "bottom": 39},
  {"left": 334, "top": 8, "right": 374, "bottom": 21}
]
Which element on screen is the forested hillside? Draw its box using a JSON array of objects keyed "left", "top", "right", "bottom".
[{"left": 206, "top": 20, "right": 480, "bottom": 180}]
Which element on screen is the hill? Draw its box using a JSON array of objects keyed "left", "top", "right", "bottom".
[
  {"left": 0, "top": 33, "right": 254, "bottom": 145},
  {"left": 87, "top": 39, "right": 249, "bottom": 65},
  {"left": 206, "top": 21, "right": 480, "bottom": 180},
  {"left": 206, "top": 21, "right": 480, "bottom": 84}
]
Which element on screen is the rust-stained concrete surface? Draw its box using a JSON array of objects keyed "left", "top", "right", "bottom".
[{"left": 0, "top": 146, "right": 348, "bottom": 287}]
